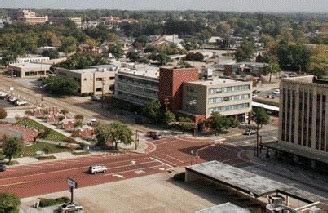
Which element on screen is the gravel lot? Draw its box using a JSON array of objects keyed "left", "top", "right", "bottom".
[{"left": 21, "top": 173, "right": 235, "bottom": 213}]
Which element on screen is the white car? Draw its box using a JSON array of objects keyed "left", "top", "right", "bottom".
[
  {"left": 0, "top": 92, "right": 8, "bottom": 99},
  {"left": 15, "top": 100, "right": 28, "bottom": 106},
  {"left": 88, "top": 165, "right": 107, "bottom": 174},
  {"left": 8, "top": 96, "right": 17, "bottom": 103},
  {"left": 59, "top": 203, "right": 83, "bottom": 213}
]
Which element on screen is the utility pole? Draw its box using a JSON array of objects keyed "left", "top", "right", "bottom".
[{"left": 134, "top": 129, "right": 140, "bottom": 150}]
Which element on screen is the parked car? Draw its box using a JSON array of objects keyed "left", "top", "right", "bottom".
[
  {"left": 146, "top": 131, "right": 162, "bottom": 140},
  {"left": 244, "top": 129, "right": 256, "bottom": 135},
  {"left": 59, "top": 203, "right": 83, "bottom": 213},
  {"left": 272, "top": 89, "right": 280, "bottom": 96},
  {"left": 0, "top": 92, "right": 8, "bottom": 99},
  {"left": 7, "top": 96, "right": 17, "bottom": 103},
  {"left": 91, "top": 95, "right": 101, "bottom": 101},
  {"left": 88, "top": 165, "right": 107, "bottom": 174},
  {"left": 0, "top": 164, "right": 6, "bottom": 172},
  {"left": 15, "top": 100, "right": 28, "bottom": 106}
]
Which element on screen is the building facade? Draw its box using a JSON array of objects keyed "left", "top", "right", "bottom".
[
  {"left": 9, "top": 10, "right": 48, "bottom": 25},
  {"left": 279, "top": 75, "right": 328, "bottom": 154},
  {"left": 182, "top": 79, "right": 252, "bottom": 121},
  {"left": 9, "top": 63, "right": 52, "bottom": 78},
  {"left": 114, "top": 66, "right": 159, "bottom": 106},
  {"left": 159, "top": 66, "right": 199, "bottom": 112},
  {"left": 56, "top": 65, "right": 118, "bottom": 96}
]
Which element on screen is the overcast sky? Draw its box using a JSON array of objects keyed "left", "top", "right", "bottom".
[{"left": 1, "top": 0, "right": 328, "bottom": 12}]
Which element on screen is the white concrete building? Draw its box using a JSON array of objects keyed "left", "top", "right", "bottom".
[
  {"left": 182, "top": 78, "right": 252, "bottom": 121},
  {"left": 56, "top": 65, "right": 118, "bottom": 96},
  {"left": 114, "top": 65, "right": 159, "bottom": 106},
  {"left": 9, "top": 62, "right": 52, "bottom": 78}
]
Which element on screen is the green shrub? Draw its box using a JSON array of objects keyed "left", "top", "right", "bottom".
[
  {"left": 0, "top": 193, "right": 21, "bottom": 213},
  {"left": 38, "top": 197, "right": 70, "bottom": 208}
]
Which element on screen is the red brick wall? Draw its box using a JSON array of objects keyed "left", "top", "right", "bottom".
[{"left": 159, "top": 67, "right": 198, "bottom": 112}]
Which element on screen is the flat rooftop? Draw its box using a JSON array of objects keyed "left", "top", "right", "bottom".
[
  {"left": 9, "top": 62, "right": 51, "bottom": 70},
  {"left": 264, "top": 142, "right": 328, "bottom": 165},
  {"left": 118, "top": 65, "right": 159, "bottom": 79},
  {"left": 187, "top": 78, "right": 247, "bottom": 86},
  {"left": 68, "top": 65, "right": 118, "bottom": 74},
  {"left": 186, "top": 161, "right": 325, "bottom": 203}
]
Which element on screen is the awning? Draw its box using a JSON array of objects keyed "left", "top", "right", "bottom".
[{"left": 252, "top": 101, "right": 279, "bottom": 112}]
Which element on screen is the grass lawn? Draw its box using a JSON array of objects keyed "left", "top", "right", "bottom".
[
  {"left": 17, "top": 118, "right": 67, "bottom": 142},
  {"left": 22, "top": 142, "right": 68, "bottom": 157}
]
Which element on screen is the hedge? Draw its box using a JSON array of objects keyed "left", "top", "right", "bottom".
[{"left": 38, "top": 197, "right": 70, "bottom": 208}]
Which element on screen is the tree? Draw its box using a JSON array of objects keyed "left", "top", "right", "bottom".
[
  {"left": 95, "top": 124, "right": 111, "bottom": 147},
  {"left": 74, "top": 120, "right": 83, "bottom": 128},
  {"left": 143, "top": 100, "right": 162, "bottom": 123},
  {"left": 252, "top": 108, "right": 270, "bottom": 157},
  {"left": 235, "top": 39, "right": 255, "bottom": 62},
  {"left": 0, "top": 193, "right": 21, "bottom": 213},
  {"left": 42, "top": 49, "right": 59, "bottom": 59},
  {"left": 108, "top": 43, "right": 123, "bottom": 58},
  {"left": 206, "top": 112, "right": 238, "bottom": 136},
  {"left": 186, "top": 52, "right": 204, "bottom": 61},
  {"left": 0, "top": 108, "right": 7, "bottom": 119},
  {"left": 108, "top": 122, "right": 133, "bottom": 150},
  {"left": 43, "top": 76, "right": 79, "bottom": 96},
  {"left": 95, "top": 123, "right": 133, "bottom": 150},
  {"left": 60, "top": 109, "right": 69, "bottom": 117},
  {"left": 177, "top": 117, "right": 195, "bottom": 133},
  {"left": 2, "top": 137, "right": 23, "bottom": 163},
  {"left": 60, "top": 36, "right": 77, "bottom": 53},
  {"left": 163, "top": 111, "right": 176, "bottom": 126},
  {"left": 264, "top": 55, "right": 281, "bottom": 83},
  {"left": 74, "top": 114, "right": 84, "bottom": 120}
]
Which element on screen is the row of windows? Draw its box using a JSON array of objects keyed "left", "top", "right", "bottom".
[
  {"left": 208, "top": 94, "right": 250, "bottom": 104},
  {"left": 208, "top": 103, "right": 250, "bottom": 114},
  {"left": 209, "top": 85, "right": 250, "bottom": 94}
]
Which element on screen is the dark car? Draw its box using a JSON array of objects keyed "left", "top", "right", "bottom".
[{"left": 0, "top": 164, "right": 7, "bottom": 172}]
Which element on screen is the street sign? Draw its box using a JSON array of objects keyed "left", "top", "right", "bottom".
[{"left": 67, "top": 178, "right": 78, "bottom": 189}]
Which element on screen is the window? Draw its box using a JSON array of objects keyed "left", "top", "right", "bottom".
[
  {"left": 96, "top": 88, "right": 102, "bottom": 92},
  {"left": 109, "top": 77, "right": 115, "bottom": 80},
  {"left": 96, "top": 78, "right": 103, "bottom": 81}
]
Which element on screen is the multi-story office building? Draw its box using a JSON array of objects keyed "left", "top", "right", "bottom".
[
  {"left": 159, "top": 66, "right": 199, "bottom": 112},
  {"left": 56, "top": 65, "right": 118, "bottom": 96},
  {"left": 114, "top": 65, "right": 159, "bottom": 106},
  {"left": 279, "top": 75, "right": 328, "bottom": 154},
  {"left": 9, "top": 10, "right": 48, "bottom": 25},
  {"left": 182, "top": 79, "right": 252, "bottom": 122}
]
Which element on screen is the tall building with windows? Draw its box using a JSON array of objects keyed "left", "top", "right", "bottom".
[
  {"left": 114, "top": 65, "right": 159, "bottom": 106},
  {"left": 182, "top": 79, "right": 252, "bottom": 122},
  {"left": 279, "top": 75, "right": 328, "bottom": 154}
]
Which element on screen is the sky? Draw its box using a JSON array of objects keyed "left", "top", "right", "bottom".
[{"left": 0, "top": 0, "right": 328, "bottom": 13}]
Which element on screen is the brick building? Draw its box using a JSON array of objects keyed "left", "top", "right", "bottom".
[{"left": 159, "top": 66, "right": 199, "bottom": 112}]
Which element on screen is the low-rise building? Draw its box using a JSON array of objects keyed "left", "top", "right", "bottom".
[
  {"left": 9, "top": 62, "right": 52, "bottom": 78},
  {"left": 13, "top": 56, "right": 50, "bottom": 64},
  {"left": 182, "top": 78, "right": 252, "bottom": 122},
  {"left": 56, "top": 65, "right": 118, "bottom": 96},
  {"left": 114, "top": 65, "right": 159, "bottom": 106}
]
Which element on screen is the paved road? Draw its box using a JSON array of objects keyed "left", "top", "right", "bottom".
[{"left": 0, "top": 136, "right": 251, "bottom": 198}]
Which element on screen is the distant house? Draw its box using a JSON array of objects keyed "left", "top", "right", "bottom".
[
  {"left": 208, "top": 36, "right": 223, "bottom": 44},
  {"left": 149, "top": 35, "right": 184, "bottom": 49}
]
